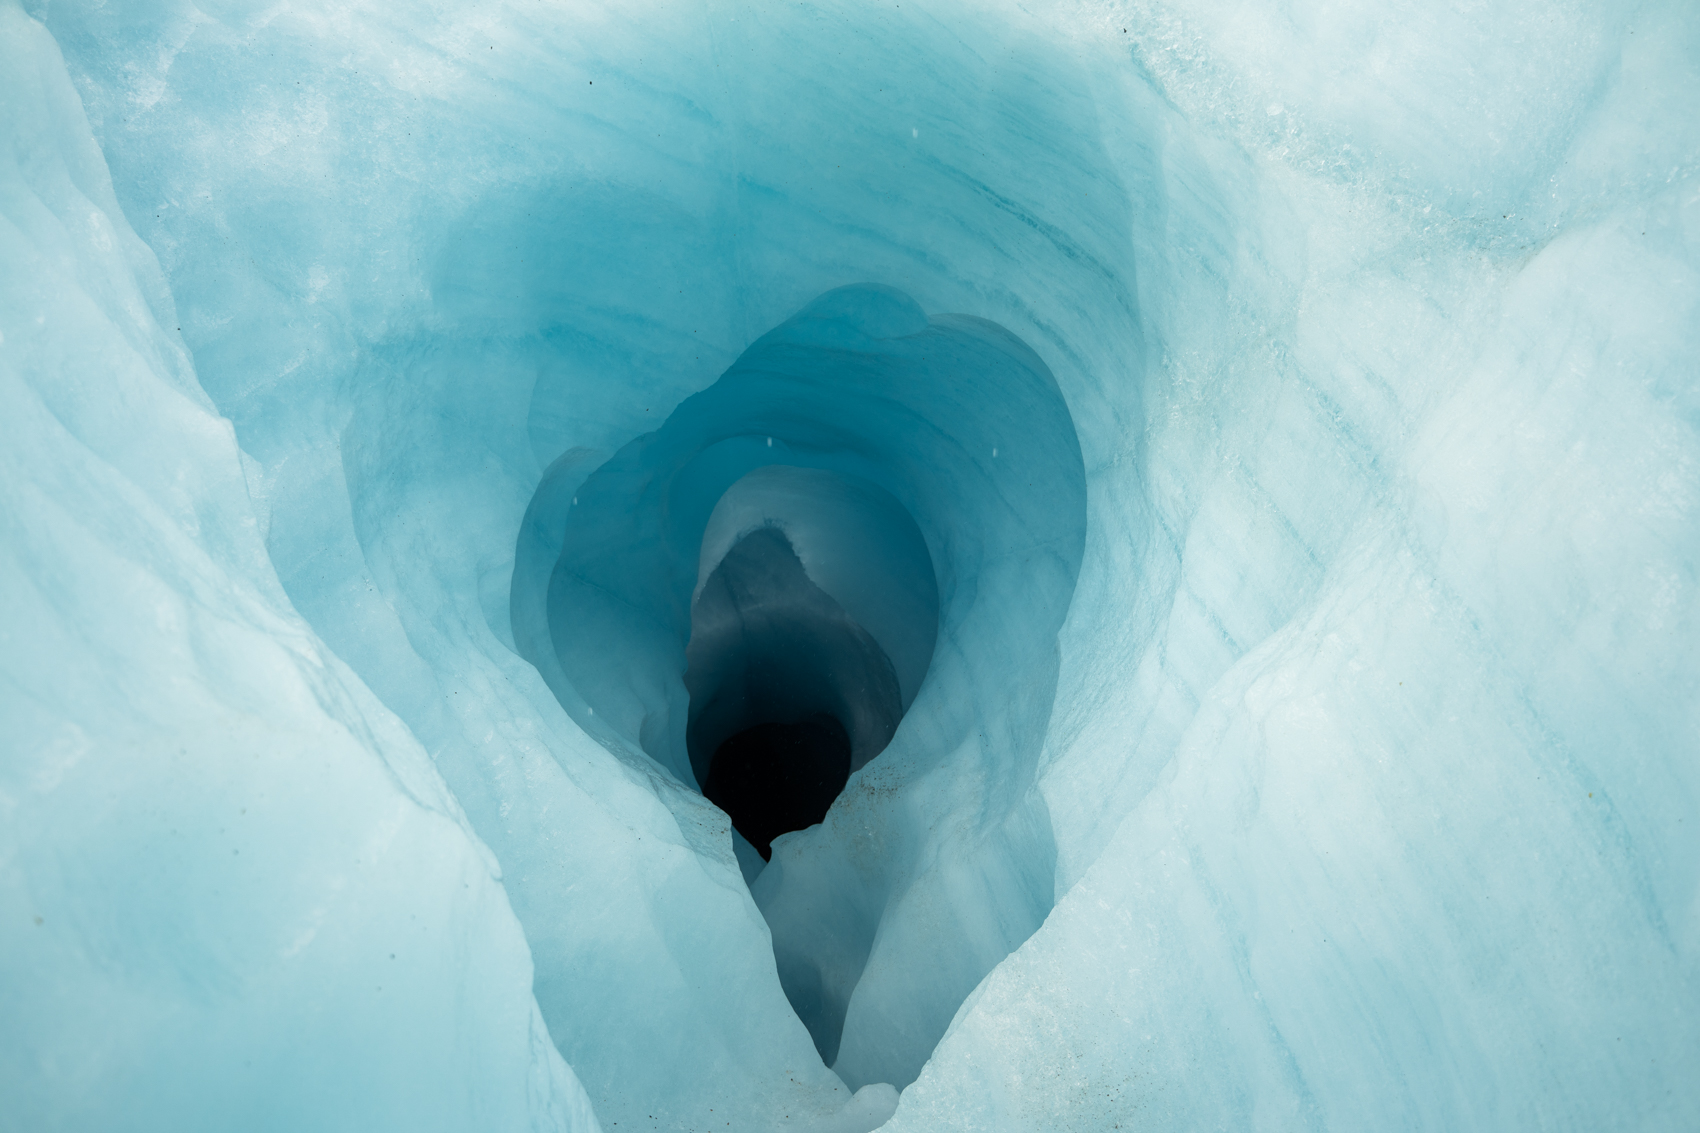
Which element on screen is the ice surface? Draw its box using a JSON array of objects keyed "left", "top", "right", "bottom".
[
  {"left": 6, "top": 0, "right": 1699, "bottom": 1128},
  {"left": 0, "top": 10, "right": 599, "bottom": 1130}
]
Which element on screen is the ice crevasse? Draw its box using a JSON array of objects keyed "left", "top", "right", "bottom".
[{"left": 2, "top": 0, "right": 1697, "bottom": 1128}]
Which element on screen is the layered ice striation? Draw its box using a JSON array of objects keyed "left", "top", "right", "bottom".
[{"left": 5, "top": 0, "right": 1700, "bottom": 1130}]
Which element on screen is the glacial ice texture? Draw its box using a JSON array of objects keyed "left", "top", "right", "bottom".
[{"left": 3, "top": 0, "right": 1698, "bottom": 1130}]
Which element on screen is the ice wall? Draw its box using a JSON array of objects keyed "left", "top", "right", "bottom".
[
  {"left": 0, "top": 9, "right": 599, "bottom": 1130},
  {"left": 7, "top": 0, "right": 1699, "bottom": 1128}
]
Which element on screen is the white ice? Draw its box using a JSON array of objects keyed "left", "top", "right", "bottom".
[{"left": 4, "top": 0, "right": 1697, "bottom": 1129}]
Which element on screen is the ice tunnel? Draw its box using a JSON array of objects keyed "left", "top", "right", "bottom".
[
  {"left": 513, "top": 284, "right": 1086, "bottom": 1067},
  {"left": 4, "top": 0, "right": 1699, "bottom": 1130}
]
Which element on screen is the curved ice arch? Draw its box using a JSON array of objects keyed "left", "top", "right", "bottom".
[{"left": 515, "top": 283, "right": 1086, "bottom": 1084}]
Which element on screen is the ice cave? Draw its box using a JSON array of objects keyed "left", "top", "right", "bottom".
[{"left": 2, "top": 0, "right": 1697, "bottom": 1129}]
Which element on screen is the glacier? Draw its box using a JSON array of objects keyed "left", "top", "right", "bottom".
[{"left": 2, "top": 0, "right": 1697, "bottom": 1128}]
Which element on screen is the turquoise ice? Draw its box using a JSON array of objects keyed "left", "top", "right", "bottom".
[{"left": 3, "top": 0, "right": 1697, "bottom": 1129}]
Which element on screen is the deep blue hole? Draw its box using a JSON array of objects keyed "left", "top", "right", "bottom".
[
  {"left": 704, "top": 715, "right": 851, "bottom": 860},
  {"left": 685, "top": 523, "right": 907, "bottom": 856}
]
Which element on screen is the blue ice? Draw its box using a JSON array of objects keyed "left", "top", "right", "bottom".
[{"left": 3, "top": 0, "right": 1697, "bottom": 1130}]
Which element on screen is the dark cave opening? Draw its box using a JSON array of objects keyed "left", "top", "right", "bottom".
[
  {"left": 702, "top": 714, "right": 853, "bottom": 860},
  {"left": 684, "top": 525, "right": 905, "bottom": 863}
]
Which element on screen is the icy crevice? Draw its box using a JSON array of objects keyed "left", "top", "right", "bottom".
[
  {"left": 12, "top": 0, "right": 1699, "bottom": 1129},
  {"left": 519, "top": 284, "right": 1086, "bottom": 1077},
  {"left": 686, "top": 525, "right": 898, "bottom": 868},
  {"left": 686, "top": 523, "right": 903, "bottom": 790}
]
